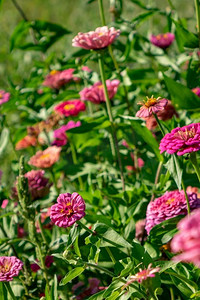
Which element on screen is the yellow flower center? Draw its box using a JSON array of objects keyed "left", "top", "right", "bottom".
[
  {"left": 50, "top": 70, "right": 59, "bottom": 75},
  {"left": 40, "top": 153, "right": 50, "bottom": 160},
  {"left": 97, "top": 84, "right": 103, "bottom": 89},
  {"left": 174, "top": 127, "right": 196, "bottom": 141},
  {"left": 0, "top": 93, "right": 2, "bottom": 99},
  {"left": 163, "top": 34, "right": 168, "bottom": 39},
  {"left": 98, "top": 32, "right": 104, "bottom": 37},
  {"left": 166, "top": 198, "right": 175, "bottom": 205},
  {"left": 140, "top": 96, "right": 159, "bottom": 108},
  {"left": 64, "top": 104, "right": 75, "bottom": 111}
]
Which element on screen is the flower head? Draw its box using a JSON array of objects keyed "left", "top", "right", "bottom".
[
  {"left": 72, "top": 26, "right": 120, "bottom": 50},
  {"left": 150, "top": 33, "right": 175, "bottom": 49},
  {"left": 72, "top": 278, "right": 100, "bottom": 299},
  {"left": 54, "top": 100, "right": 86, "bottom": 117},
  {"left": 1, "top": 199, "right": 9, "bottom": 209},
  {"left": 43, "top": 69, "right": 79, "bottom": 89},
  {"left": 171, "top": 209, "right": 200, "bottom": 267},
  {"left": 192, "top": 87, "right": 200, "bottom": 97},
  {"left": 136, "top": 96, "right": 168, "bottom": 118},
  {"left": 52, "top": 120, "right": 81, "bottom": 147},
  {"left": 28, "top": 146, "right": 61, "bottom": 168},
  {"left": 15, "top": 135, "right": 37, "bottom": 150},
  {"left": 0, "top": 256, "right": 23, "bottom": 281},
  {"left": 50, "top": 192, "right": 85, "bottom": 227},
  {"left": 145, "top": 190, "right": 200, "bottom": 234},
  {"left": 0, "top": 90, "right": 10, "bottom": 106},
  {"left": 159, "top": 123, "right": 200, "bottom": 156},
  {"left": 80, "top": 80, "right": 120, "bottom": 104}
]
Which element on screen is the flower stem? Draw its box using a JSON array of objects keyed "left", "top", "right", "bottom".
[
  {"left": 195, "top": 0, "right": 200, "bottom": 51},
  {"left": 98, "top": 0, "right": 106, "bottom": 26},
  {"left": 49, "top": 168, "right": 59, "bottom": 194},
  {"left": 98, "top": 54, "right": 125, "bottom": 191},
  {"left": 181, "top": 180, "right": 190, "bottom": 214},
  {"left": 36, "top": 242, "right": 50, "bottom": 291},
  {"left": 69, "top": 139, "right": 84, "bottom": 190},
  {"left": 151, "top": 161, "right": 163, "bottom": 201},
  {"left": 190, "top": 152, "right": 200, "bottom": 183},
  {"left": 4, "top": 282, "right": 17, "bottom": 300},
  {"left": 38, "top": 216, "right": 48, "bottom": 246},
  {"left": 170, "top": 287, "right": 175, "bottom": 300},
  {"left": 153, "top": 113, "right": 165, "bottom": 136}
]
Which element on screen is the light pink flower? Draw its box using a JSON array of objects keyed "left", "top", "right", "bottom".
[
  {"left": 28, "top": 146, "right": 61, "bottom": 168},
  {"left": 80, "top": 80, "right": 120, "bottom": 104},
  {"left": 52, "top": 121, "right": 81, "bottom": 147},
  {"left": 72, "top": 278, "right": 100, "bottom": 299},
  {"left": 159, "top": 123, "right": 200, "bottom": 156},
  {"left": 43, "top": 69, "right": 79, "bottom": 89},
  {"left": 1, "top": 199, "right": 8, "bottom": 209},
  {"left": 171, "top": 209, "right": 200, "bottom": 267},
  {"left": 145, "top": 190, "right": 200, "bottom": 234},
  {"left": 54, "top": 100, "right": 86, "bottom": 117},
  {"left": 0, "top": 256, "right": 23, "bottom": 281},
  {"left": 81, "top": 66, "right": 92, "bottom": 72},
  {"left": 150, "top": 33, "right": 175, "bottom": 49},
  {"left": 136, "top": 96, "right": 168, "bottom": 118},
  {"left": 192, "top": 87, "right": 200, "bottom": 97},
  {"left": 123, "top": 264, "right": 160, "bottom": 287},
  {"left": 15, "top": 135, "right": 37, "bottom": 150},
  {"left": 72, "top": 26, "right": 120, "bottom": 50},
  {"left": 50, "top": 193, "right": 85, "bottom": 228},
  {"left": 0, "top": 90, "right": 10, "bottom": 105}
]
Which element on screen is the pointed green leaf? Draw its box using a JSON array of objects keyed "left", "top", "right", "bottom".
[{"left": 59, "top": 267, "right": 85, "bottom": 286}]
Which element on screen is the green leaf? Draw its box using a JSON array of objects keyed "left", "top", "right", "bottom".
[
  {"left": 0, "top": 128, "right": 9, "bottom": 158},
  {"left": 59, "top": 267, "right": 85, "bottom": 286},
  {"left": 173, "top": 20, "right": 199, "bottom": 51},
  {"left": 0, "top": 282, "right": 7, "bottom": 300},
  {"left": 50, "top": 275, "right": 58, "bottom": 300},
  {"left": 164, "top": 74, "right": 200, "bottom": 110},
  {"left": 164, "top": 155, "right": 183, "bottom": 190}
]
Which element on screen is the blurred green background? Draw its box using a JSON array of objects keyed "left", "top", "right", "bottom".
[{"left": 0, "top": 0, "right": 195, "bottom": 88}]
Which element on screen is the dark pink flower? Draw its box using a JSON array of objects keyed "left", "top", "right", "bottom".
[
  {"left": 52, "top": 121, "right": 81, "bottom": 147},
  {"left": 72, "top": 26, "right": 120, "bottom": 50},
  {"left": 150, "top": 33, "right": 175, "bottom": 49},
  {"left": 28, "top": 146, "right": 61, "bottom": 168},
  {"left": 72, "top": 278, "right": 100, "bottom": 299},
  {"left": 30, "top": 256, "right": 54, "bottom": 273},
  {"left": 50, "top": 193, "right": 85, "bottom": 227},
  {"left": 1, "top": 199, "right": 8, "bottom": 209},
  {"left": 0, "top": 90, "right": 10, "bottom": 106},
  {"left": 15, "top": 135, "right": 37, "bottom": 150},
  {"left": 135, "top": 219, "right": 146, "bottom": 242},
  {"left": 171, "top": 209, "right": 200, "bottom": 267},
  {"left": 136, "top": 96, "right": 168, "bottom": 118},
  {"left": 43, "top": 69, "right": 79, "bottom": 89},
  {"left": 145, "top": 190, "right": 200, "bottom": 234},
  {"left": 17, "top": 225, "right": 26, "bottom": 238},
  {"left": 79, "top": 80, "right": 120, "bottom": 104},
  {"left": 54, "top": 100, "right": 86, "bottom": 117},
  {"left": 0, "top": 256, "right": 23, "bottom": 281},
  {"left": 192, "top": 87, "right": 200, "bottom": 97},
  {"left": 159, "top": 123, "right": 200, "bottom": 156}
]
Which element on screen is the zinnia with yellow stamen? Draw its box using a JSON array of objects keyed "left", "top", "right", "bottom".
[
  {"left": 150, "top": 33, "right": 175, "bottom": 49},
  {"left": 54, "top": 100, "right": 86, "bottom": 117},
  {"left": 28, "top": 146, "right": 61, "bottom": 168},
  {"left": 136, "top": 96, "right": 168, "bottom": 118}
]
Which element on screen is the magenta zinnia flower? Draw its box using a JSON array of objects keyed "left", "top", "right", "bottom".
[
  {"left": 52, "top": 120, "right": 81, "bottom": 147},
  {"left": 43, "top": 69, "right": 79, "bottom": 89},
  {"left": 80, "top": 80, "right": 120, "bottom": 104},
  {"left": 192, "top": 87, "right": 200, "bottom": 97},
  {"left": 28, "top": 146, "right": 61, "bottom": 168},
  {"left": 171, "top": 209, "right": 200, "bottom": 267},
  {"left": 159, "top": 123, "right": 200, "bottom": 156},
  {"left": 54, "top": 100, "right": 86, "bottom": 117},
  {"left": 72, "top": 26, "right": 120, "bottom": 50},
  {"left": 145, "top": 190, "right": 200, "bottom": 234},
  {"left": 50, "top": 193, "right": 85, "bottom": 227},
  {"left": 0, "top": 256, "right": 23, "bottom": 281},
  {"left": 150, "top": 33, "right": 175, "bottom": 49},
  {"left": 0, "top": 90, "right": 10, "bottom": 106},
  {"left": 136, "top": 96, "right": 168, "bottom": 118}
]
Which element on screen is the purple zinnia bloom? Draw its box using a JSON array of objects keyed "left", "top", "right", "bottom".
[
  {"left": 150, "top": 33, "right": 175, "bottom": 49},
  {"left": 0, "top": 256, "right": 23, "bottom": 281},
  {"left": 52, "top": 120, "right": 81, "bottom": 147},
  {"left": 50, "top": 193, "right": 85, "bottom": 227},
  {"left": 171, "top": 209, "right": 200, "bottom": 267},
  {"left": 0, "top": 90, "right": 10, "bottom": 106},
  {"left": 159, "top": 123, "right": 200, "bottom": 156},
  {"left": 145, "top": 190, "right": 200, "bottom": 234},
  {"left": 136, "top": 96, "right": 168, "bottom": 118}
]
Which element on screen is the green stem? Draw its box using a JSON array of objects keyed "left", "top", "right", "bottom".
[
  {"left": 69, "top": 139, "right": 84, "bottom": 190},
  {"left": 190, "top": 152, "right": 200, "bottom": 183},
  {"left": 151, "top": 161, "right": 163, "bottom": 201},
  {"left": 36, "top": 242, "right": 50, "bottom": 291},
  {"left": 4, "top": 282, "right": 17, "bottom": 300},
  {"left": 38, "top": 216, "right": 48, "bottom": 246},
  {"left": 49, "top": 168, "right": 59, "bottom": 194},
  {"left": 153, "top": 113, "right": 165, "bottom": 136},
  {"left": 170, "top": 287, "right": 175, "bottom": 300},
  {"left": 167, "top": 0, "right": 175, "bottom": 9},
  {"left": 98, "top": 54, "right": 125, "bottom": 191},
  {"left": 181, "top": 180, "right": 190, "bottom": 214},
  {"left": 98, "top": 0, "right": 106, "bottom": 26},
  {"left": 195, "top": 0, "right": 200, "bottom": 51},
  {"left": 106, "top": 247, "right": 116, "bottom": 264}
]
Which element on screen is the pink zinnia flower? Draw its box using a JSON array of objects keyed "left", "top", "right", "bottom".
[
  {"left": 0, "top": 256, "right": 23, "bottom": 281},
  {"left": 72, "top": 26, "right": 120, "bottom": 50},
  {"left": 50, "top": 193, "right": 85, "bottom": 227},
  {"left": 28, "top": 146, "right": 61, "bottom": 168},
  {"left": 54, "top": 100, "right": 86, "bottom": 117},
  {"left": 192, "top": 87, "right": 200, "bottom": 97},
  {"left": 43, "top": 69, "right": 79, "bottom": 89},
  {"left": 81, "top": 66, "right": 92, "bottom": 72},
  {"left": 150, "top": 33, "right": 175, "bottom": 49},
  {"left": 171, "top": 209, "right": 200, "bottom": 267},
  {"left": 136, "top": 96, "right": 168, "bottom": 118},
  {"left": 0, "top": 90, "right": 10, "bottom": 105},
  {"left": 187, "top": 186, "right": 200, "bottom": 198},
  {"left": 79, "top": 80, "right": 120, "bottom": 104},
  {"left": 15, "top": 135, "right": 37, "bottom": 150},
  {"left": 52, "top": 120, "right": 81, "bottom": 147},
  {"left": 1, "top": 199, "right": 8, "bottom": 209},
  {"left": 145, "top": 190, "right": 200, "bottom": 235},
  {"left": 72, "top": 278, "right": 100, "bottom": 299},
  {"left": 159, "top": 123, "right": 200, "bottom": 156},
  {"left": 123, "top": 264, "right": 160, "bottom": 288}
]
